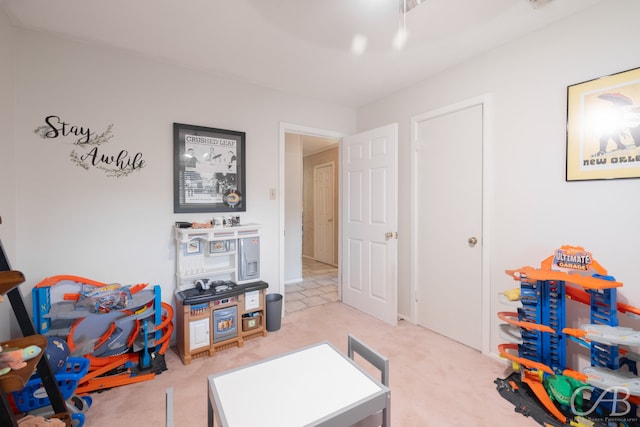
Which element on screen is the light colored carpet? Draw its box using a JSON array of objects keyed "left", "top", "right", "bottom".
[{"left": 83, "top": 302, "right": 537, "bottom": 426}]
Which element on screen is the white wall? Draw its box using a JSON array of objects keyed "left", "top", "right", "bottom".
[
  {"left": 284, "top": 133, "right": 303, "bottom": 284},
  {"left": 5, "top": 1, "right": 640, "bottom": 358},
  {"left": 357, "top": 0, "right": 640, "bottom": 355},
  {"left": 1, "top": 27, "right": 355, "bottom": 341},
  {"left": 0, "top": 7, "right": 16, "bottom": 339}
]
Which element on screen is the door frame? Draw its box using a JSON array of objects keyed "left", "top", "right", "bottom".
[
  {"left": 409, "top": 94, "right": 493, "bottom": 355},
  {"left": 313, "top": 161, "right": 336, "bottom": 265},
  {"left": 279, "top": 123, "right": 346, "bottom": 308}
]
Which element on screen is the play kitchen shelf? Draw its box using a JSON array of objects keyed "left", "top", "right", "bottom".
[
  {"left": 174, "top": 282, "right": 268, "bottom": 364},
  {"left": 174, "top": 224, "right": 261, "bottom": 291}
]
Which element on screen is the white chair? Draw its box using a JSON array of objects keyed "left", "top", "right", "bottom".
[{"left": 347, "top": 334, "right": 390, "bottom": 427}]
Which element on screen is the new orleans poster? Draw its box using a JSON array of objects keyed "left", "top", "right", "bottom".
[{"left": 566, "top": 67, "right": 640, "bottom": 181}]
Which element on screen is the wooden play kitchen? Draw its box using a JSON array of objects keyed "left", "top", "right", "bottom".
[{"left": 173, "top": 224, "right": 270, "bottom": 365}]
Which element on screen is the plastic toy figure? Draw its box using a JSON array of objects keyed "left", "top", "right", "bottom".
[{"left": 0, "top": 344, "right": 42, "bottom": 375}]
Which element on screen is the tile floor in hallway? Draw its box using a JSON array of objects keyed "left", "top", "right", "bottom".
[{"left": 285, "top": 258, "right": 338, "bottom": 313}]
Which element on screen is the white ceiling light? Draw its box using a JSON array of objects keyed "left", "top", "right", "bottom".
[
  {"left": 351, "top": 34, "right": 368, "bottom": 55},
  {"left": 393, "top": 26, "right": 408, "bottom": 50}
]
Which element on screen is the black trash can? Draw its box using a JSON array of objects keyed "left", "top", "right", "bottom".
[{"left": 265, "top": 293, "right": 283, "bottom": 332}]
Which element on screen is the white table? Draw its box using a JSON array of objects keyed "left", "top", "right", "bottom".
[{"left": 207, "top": 342, "right": 390, "bottom": 427}]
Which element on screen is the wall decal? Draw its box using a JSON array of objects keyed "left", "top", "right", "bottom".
[{"left": 34, "top": 115, "right": 146, "bottom": 178}]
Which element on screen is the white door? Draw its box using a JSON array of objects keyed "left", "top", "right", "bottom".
[
  {"left": 414, "top": 103, "right": 484, "bottom": 350},
  {"left": 314, "top": 162, "right": 335, "bottom": 265},
  {"left": 342, "top": 123, "right": 398, "bottom": 326}
]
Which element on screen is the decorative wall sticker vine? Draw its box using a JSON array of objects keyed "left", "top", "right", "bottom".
[{"left": 34, "top": 115, "right": 146, "bottom": 178}]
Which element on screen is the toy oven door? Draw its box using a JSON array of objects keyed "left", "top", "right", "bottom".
[{"left": 212, "top": 305, "right": 238, "bottom": 343}]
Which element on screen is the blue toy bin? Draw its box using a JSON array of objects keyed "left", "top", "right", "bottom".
[{"left": 11, "top": 357, "right": 90, "bottom": 412}]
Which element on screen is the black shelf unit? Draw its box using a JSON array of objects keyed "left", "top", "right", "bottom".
[{"left": 0, "top": 240, "right": 70, "bottom": 426}]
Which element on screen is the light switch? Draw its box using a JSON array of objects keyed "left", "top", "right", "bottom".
[{"left": 269, "top": 188, "right": 276, "bottom": 200}]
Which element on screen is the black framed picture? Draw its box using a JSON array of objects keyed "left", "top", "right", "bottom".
[
  {"left": 173, "top": 123, "right": 246, "bottom": 213},
  {"left": 566, "top": 66, "right": 640, "bottom": 181}
]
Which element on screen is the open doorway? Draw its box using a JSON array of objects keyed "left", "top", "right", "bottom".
[
  {"left": 285, "top": 257, "right": 338, "bottom": 314},
  {"left": 279, "top": 124, "right": 344, "bottom": 314}
]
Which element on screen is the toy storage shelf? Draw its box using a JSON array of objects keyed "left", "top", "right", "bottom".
[
  {"left": 0, "top": 270, "right": 27, "bottom": 295},
  {"left": 239, "top": 289, "right": 267, "bottom": 340},
  {"left": 0, "top": 270, "right": 71, "bottom": 427}
]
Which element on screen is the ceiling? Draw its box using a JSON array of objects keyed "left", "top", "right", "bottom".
[
  {"left": 1, "top": 0, "right": 603, "bottom": 108},
  {"left": 301, "top": 135, "right": 339, "bottom": 157}
]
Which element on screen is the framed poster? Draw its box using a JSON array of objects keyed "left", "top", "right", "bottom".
[
  {"left": 566, "top": 67, "right": 640, "bottom": 181},
  {"left": 173, "top": 123, "right": 246, "bottom": 213}
]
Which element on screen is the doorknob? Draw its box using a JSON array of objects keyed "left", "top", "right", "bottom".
[
  {"left": 385, "top": 232, "right": 394, "bottom": 240},
  {"left": 468, "top": 237, "right": 478, "bottom": 247}
]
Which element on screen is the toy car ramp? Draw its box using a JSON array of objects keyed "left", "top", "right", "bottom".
[
  {"left": 32, "top": 282, "right": 174, "bottom": 397},
  {"left": 506, "top": 266, "right": 622, "bottom": 290},
  {"left": 498, "top": 311, "right": 555, "bottom": 333},
  {"left": 498, "top": 343, "right": 555, "bottom": 375},
  {"left": 67, "top": 311, "right": 126, "bottom": 357},
  {"left": 521, "top": 370, "right": 566, "bottom": 424},
  {"left": 494, "top": 373, "right": 566, "bottom": 427},
  {"left": 43, "top": 288, "right": 155, "bottom": 320},
  {"left": 68, "top": 307, "right": 154, "bottom": 358},
  {"left": 74, "top": 353, "right": 156, "bottom": 394}
]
